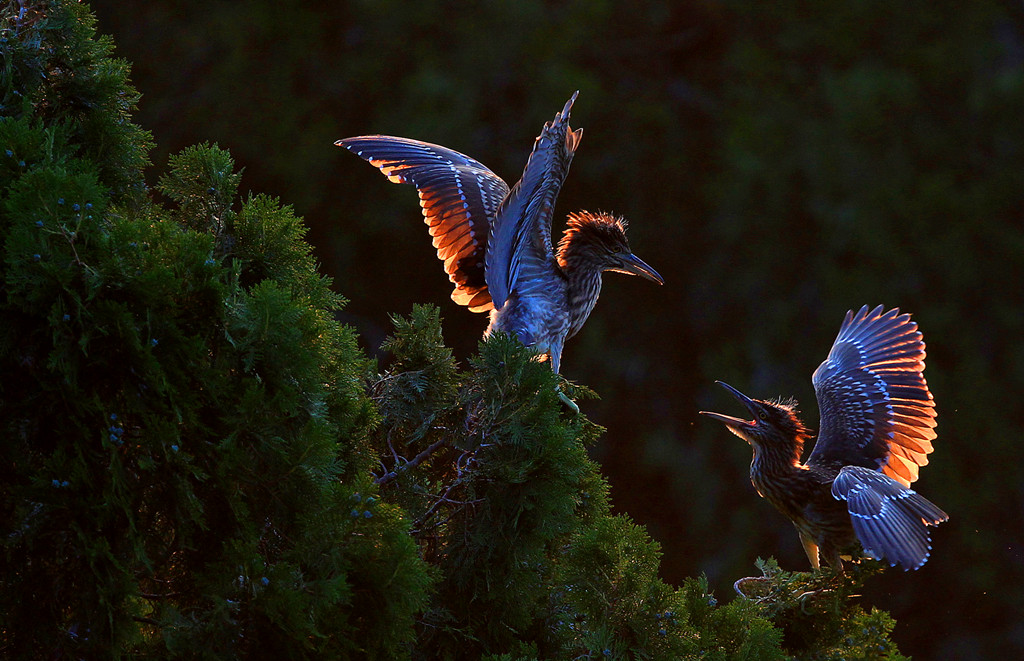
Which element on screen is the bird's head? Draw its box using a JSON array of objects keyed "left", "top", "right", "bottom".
[
  {"left": 557, "top": 211, "right": 664, "bottom": 284},
  {"left": 700, "top": 381, "right": 810, "bottom": 453}
]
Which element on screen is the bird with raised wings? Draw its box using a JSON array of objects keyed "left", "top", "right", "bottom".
[
  {"left": 336, "top": 93, "right": 663, "bottom": 409},
  {"left": 701, "top": 305, "right": 948, "bottom": 571}
]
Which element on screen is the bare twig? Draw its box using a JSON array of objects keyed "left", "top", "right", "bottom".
[
  {"left": 375, "top": 436, "right": 447, "bottom": 485},
  {"left": 138, "top": 592, "right": 181, "bottom": 600},
  {"left": 411, "top": 483, "right": 461, "bottom": 533}
]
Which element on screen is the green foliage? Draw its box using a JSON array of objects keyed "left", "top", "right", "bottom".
[
  {"left": 373, "top": 312, "right": 604, "bottom": 658},
  {"left": 733, "top": 559, "right": 909, "bottom": 661},
  {"left": 0, "top": 0, "right": 151, "bottom": 195},
  {"left": 551, "top": 515, "right": 785, "bottom": 660},
  {"left": 1, "top": 3, "right": 428, "bottom": 658},
  {"left": 374, "top": 310, "right": 850, "bottom": 660}
]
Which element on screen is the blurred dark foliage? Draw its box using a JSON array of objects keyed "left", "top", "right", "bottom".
[{"left": 90, "top": 0, "right": 1024, "bottom": 657}]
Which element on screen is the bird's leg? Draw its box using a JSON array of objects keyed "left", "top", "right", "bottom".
[
  {"left": 793, "top": 535, "right": 843, "bottom": 607},
  {"left": 798, "top": 530, "right": 821, "bottom": 571},
  {"left": 819, "top": 542, "right": 845, "bottom": 575},
  {"left": 549, "top": 341, "right": 579, "bottom": 414}
]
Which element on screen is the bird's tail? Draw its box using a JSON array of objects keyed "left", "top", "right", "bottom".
[{"left": 832, "top": 465, "right": 948, "bottom": 570}]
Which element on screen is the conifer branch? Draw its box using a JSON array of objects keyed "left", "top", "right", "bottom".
[
  {"left": 408, "top": 446, "right": 486, "bottom": 536},
  {"left": 138, "top": 592, "right": 181, "bottom": 600},
  {"left": 410, "top": 477, "right": 466, "bottom": 534},
  {"left": 375, "top": 437, "right": 447, "bottom": 485}
]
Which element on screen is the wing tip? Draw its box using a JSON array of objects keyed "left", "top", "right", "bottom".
[
  {"left": 562, "top": 90, "right": 580, "bottom": 116},
  {"left": 335, "top": 135, "right": 375, "bottom": 150}
]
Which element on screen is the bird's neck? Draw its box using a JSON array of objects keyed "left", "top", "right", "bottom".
[
  {"left": 558, "top": 246, "right": 605, "bottom": 337},
  {"left": 751, "top": 439, "right": 802, "bottom": 476},
  {"left": 749, "top": 433, "right": 811, "bottom": 507}
]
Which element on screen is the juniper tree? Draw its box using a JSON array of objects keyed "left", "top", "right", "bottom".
[{"left": 1, "top": 3, "right": 428, "bottom": 658}]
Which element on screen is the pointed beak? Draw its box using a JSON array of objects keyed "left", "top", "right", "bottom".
[
  {"left": 699, "top": 381, "right": 758, "bottom": 432},
  {"left": 609, "top": 252, "right": 664, "bottom": 285}
]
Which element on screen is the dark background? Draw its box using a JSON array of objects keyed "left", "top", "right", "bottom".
[{"left": 90, "top": 1, "right": 1024, "bottom": 658}]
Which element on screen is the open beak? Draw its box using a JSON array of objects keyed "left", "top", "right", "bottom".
[
  {"left": 699, "top": 381, "right": 759, "bottom": 433},
  {"left": 610, "top": 252, "right": 664, "bottom": 285}
]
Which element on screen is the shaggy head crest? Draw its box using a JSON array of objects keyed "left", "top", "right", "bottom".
[
  {"left": 557, "top": 211, "right": 631, "bottom": 261},
  {"left": 768, "top": 396, "right": 800, "bottom": 413}
]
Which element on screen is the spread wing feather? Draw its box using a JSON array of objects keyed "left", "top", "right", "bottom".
[
  {"left": 833, "top": 466, "right": 948, "bottom": 570},
  {"left": 808, "top": 305, "right": 937, "bottom": 487},
  {"left": 486, "top": 91, "right": 583, "bottom": 309},
  {"left": 336, "top": 135, "right": 511, "bottom": 312}
]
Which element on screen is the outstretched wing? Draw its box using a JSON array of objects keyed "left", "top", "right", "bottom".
[
  {"left": 336, "top": 136, "right": 510, "bottom": 312},
  {"left": 808, "top": 305, "right": 937, "bottom": 487},
  {"left": 486, "top": 91, "right": 584, "bottom": 309}
]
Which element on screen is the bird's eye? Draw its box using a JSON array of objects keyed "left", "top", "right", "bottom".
[{"left": 758, "top": 411, "right": 769, "bottom": 421}]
